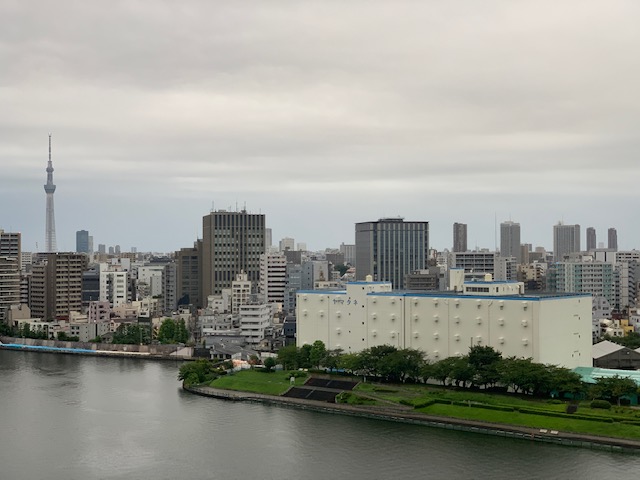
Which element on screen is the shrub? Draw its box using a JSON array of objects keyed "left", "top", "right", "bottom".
[
  {"left": 565, "top": 404, "right": 578, "bottom": 414},
  {"left": 414, "top": 399, "right": 437, "bottom": 409},
  {"left": 288, "top": 371, "right": 308, "bottom": 379},
  {"left": 517, "top": 407, "right": 614, "bottom": 423},
  {"left": 373, "top": 387, "right": 398, "bottom": 393},
  {"left": 590, "top": 400, "right": 612, "bottom": 410},
  {"left": 546, "top": 399, "right": 564, "bottom": 405}
]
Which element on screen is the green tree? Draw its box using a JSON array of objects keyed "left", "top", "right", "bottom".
[
  {"left": 430, "top": 357, "right": 459, "bottom": 385},
  {"left": 450, "top": 356, "right": 475, "bottom": 388},
  {"left": 383, "top": 348, "right": 426, "bottom": 383},
  {"left": 112, "top": 324, "right": 151, "bottom": 345},
  {"left": 324, "top": 348, "right": 344, "bottom": 372},
  {"left": 277, "top": 345, "right": 299, "bottom": 370},
  {"left": 263, "top": 357, "right": 276, "bottom": 372},
  {"left": 338, "top": 353, "right": 364, "bottom": 374},
  {"left": 178, "top": 359, "right": 218, "bottom": 386},
  {"left": 309, "top": 340, "right": 327, "bottom": 369},
  {"left": 0, "top": 322, "right": 14, "bottom": 336},
  {"left": 157, "top": 318, "right": 176, "bottom": 344},
  {"left": 334, "top": 264, "right": 349, "bottom": 276},
  {"left": 591, "top": 375, "right": 638, "bottom": 406},
  {"left": 298, "top": 344, "right": 313, "bottom": 369},
  {"left": 468, "top": 345, "right": 502, "bottom": 388}
]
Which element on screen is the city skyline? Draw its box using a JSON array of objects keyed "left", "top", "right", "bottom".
[{"left": 1, "top": 2, "right": 639, "bottom": 252}]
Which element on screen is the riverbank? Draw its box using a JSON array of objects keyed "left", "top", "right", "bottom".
[
  {"left": 183, "top": 382, "right": 640, "bottom": 453},
  {"left": 0, "top": 336, "right": 193, "bottom": 361}
]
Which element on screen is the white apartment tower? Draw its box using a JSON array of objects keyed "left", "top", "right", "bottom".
[{"left": 259, "top": 252, "right": 287, "bottom": 307}]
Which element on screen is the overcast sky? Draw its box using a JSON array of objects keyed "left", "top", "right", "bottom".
[{"left": 1, "top": 1, "right": 639, "bottom": 253}]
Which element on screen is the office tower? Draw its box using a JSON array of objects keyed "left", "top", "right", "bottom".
[
  {"left": 297, "top": 242, "right": 307, "bottom": 252},
  {"left": 553, "top": 222, "right": 580, "bottom": 261},
  {"left": 453, "top": 222, "right": 467, "bottom": 253},
  {"left": 98, "top": 244, "right": 106, "bottom": 254},
  {"left": 108, "top": 246, "right": 114, "bottom": 255},
  {"left": 279, "top": 237, "right": 295, "bottom": 252},
  {"left": 29, "top": 253, "right": 88, "bottom": 321},
  {"left": 175, "top": 242, "right": 201, "bottom": 308},
  {"left": 355, "top": 218, "right": 429, "bottom": 290},
  {"left": 0, "top": 256, "right": 20, "bottom": 323},
  {"left": 76, "top": 230, "right": 90, "bottom": 253},
  {"left": 115, "top": 245, "right": 121, "bottom": 255},
  {"left": 201, "top": 209, "right": 266, "bottom": 299},
  {"left": 586, "top": 227, "right": 596, "bottom": 252},
  {"left": 500, "top": 221, "right": 521, "bottom": 263},
  {"left": 608, "top": 228, "right": 618, "bottom": 251},
  {"left": 43, "top": 134, "right": 57, "bottom": 252}
]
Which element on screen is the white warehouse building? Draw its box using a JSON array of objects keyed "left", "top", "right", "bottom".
[{"left": 296, "top": 273, "right": 592, "bottom": 368}]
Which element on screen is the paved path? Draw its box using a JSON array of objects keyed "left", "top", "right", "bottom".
[{"left": 185, "top": 385, "right": 640, "bottom": 452}]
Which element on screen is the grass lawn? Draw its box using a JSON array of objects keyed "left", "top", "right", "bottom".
[
  {"left": 420, "top": 403, "right": 640, "bottom": 440},
  {"left": 206, "top": 373, "right": 640, "bottom": 441},
  {"left": 355, "top": 381, "right": 640, "bottom": 440},
  {"left": 210, "top": 370, "right": 307, "bottom": 395}
]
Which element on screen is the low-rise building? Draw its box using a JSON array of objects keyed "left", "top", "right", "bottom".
[{"left": 297, "top": 274, "right": 591, "bottom": 368}]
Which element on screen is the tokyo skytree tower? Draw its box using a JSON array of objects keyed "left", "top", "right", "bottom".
[{"left": 44, "top": 134, "right": 57, "bottom": 252}]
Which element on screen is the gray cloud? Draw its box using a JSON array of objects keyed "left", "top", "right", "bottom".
[{"left": 1, "top": 1, "right": 639, "bottom": 252}]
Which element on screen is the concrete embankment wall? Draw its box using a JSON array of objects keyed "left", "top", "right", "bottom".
[
  {"left": 183, "top": 384, "right": 640, "bottom": 454},
  {"left": 0, "top": 336, "right": 193, "bottom": 360}
]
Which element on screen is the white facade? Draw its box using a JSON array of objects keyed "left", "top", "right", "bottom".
[
  {"left": 231, "top": 272, "right": 252, "bottom": 315},
  {"left": 297, "top": 280, "right": 592, "bottom": 368},
  {"left": 238, "top": 303, "right": 273, "bottom": 345},
  {"left": 99, "top": 270, "right": 129, "bottom": 308},
  {"left": 259, "top": 253, "right": 286, "bottom": 306}
]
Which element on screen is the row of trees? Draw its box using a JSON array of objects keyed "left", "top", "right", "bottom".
[
  {"left": 1, "top": 317, "right": 190, "bottom": 346},
  {"left": 278, "top": 342, "right": 640, "bottom": 404}
]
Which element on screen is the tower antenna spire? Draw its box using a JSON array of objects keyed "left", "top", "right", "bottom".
[{"left": 44, "top": 133, "right": 57, "bottom": 252}]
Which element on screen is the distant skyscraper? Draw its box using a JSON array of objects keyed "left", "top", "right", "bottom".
[
  {"left": 500, "top": 221, "right": 521, "bottom": 263},
  {"left": 279, "top": 237, "right": 295, "bottom": 252},
  {"left": 453, "top": 222, "right": 467, "bottom": 253},
  {"left": 98, "top": 244, "right": 106, "bottom": 254},
  {"left": 355, "top": 217, "right": 429, "bottom": 289},
  {"left": 76, "top": 230, "right": 90, "bottom": 253},
  {"left": 44, "top": 134, "right": 57, "bottom": 252},
  {"left": 586, "top": 227, "right": 596, "bottom": 252},
  {"left": 553, "top": 222, "right": 580, "bottom": 261},
  {"left": 608, "top": 228, "right": 618, "bottom": 251}
]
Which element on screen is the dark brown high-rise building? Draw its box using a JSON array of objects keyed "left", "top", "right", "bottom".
[
  {"left": 201, "top": 210, "right": 265, "bottom": 301},
  {"left": 29, "top": 253, "right": 88, "bottom": 321}
]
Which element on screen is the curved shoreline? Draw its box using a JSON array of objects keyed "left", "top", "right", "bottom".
[{"left": 183, "top": 384, "right": 640, "bottom": 453}]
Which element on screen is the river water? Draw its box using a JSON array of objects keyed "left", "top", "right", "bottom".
[{"left": 1, "top": 350, "right": 639, "bottom": 480}]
